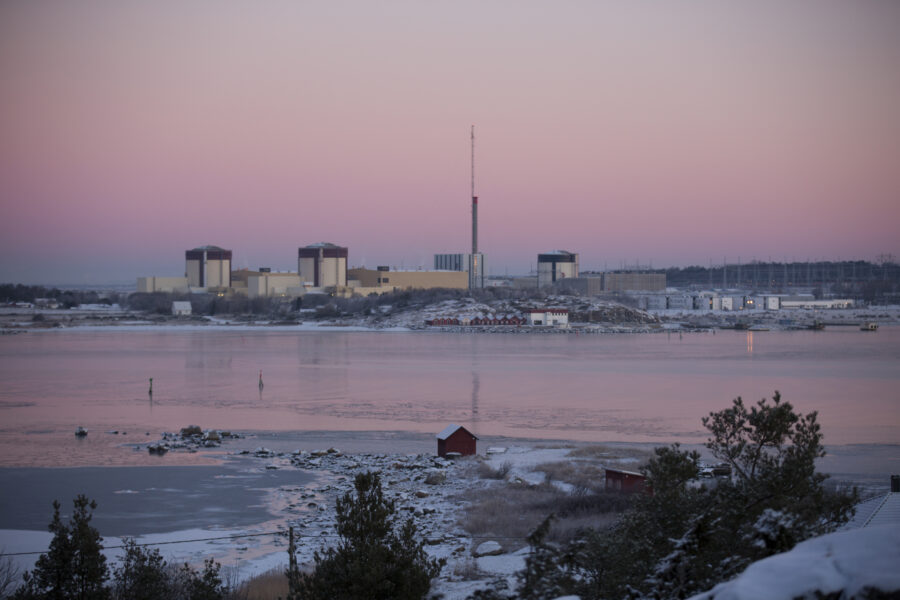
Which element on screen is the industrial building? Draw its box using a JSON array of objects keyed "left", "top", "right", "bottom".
[
  {"left": 348, "top": 267, "right": 468, "bottom": 290},
  {"left": 185, "top": 245, "right": 232, "bottom": 289},
  {"left": 434, "top": 253, "right": 487, "bottom": 289},
  {"left": 298, "top": 243, "right": 348, "bottom": 287},
  {"left": 136, "top": 276, "right": 189, "bottom": 293},
  {"left": 246, "top": 272, "right": 304, "bottom": 298},
  {"left": 602, "top": 272, "right": 666, "bottom": 292},
  {"left": 537, "top": 251, "right": 579, "bottom": 288}
]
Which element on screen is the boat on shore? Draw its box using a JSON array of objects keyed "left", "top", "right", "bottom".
[{"left": 860, "top": 322, "right": 879, "bottom": 331}]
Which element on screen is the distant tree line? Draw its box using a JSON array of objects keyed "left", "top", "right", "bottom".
[{"left": 0, "top": 284, "right": 122, "bottom": 308}]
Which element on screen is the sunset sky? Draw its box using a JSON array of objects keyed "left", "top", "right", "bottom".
[{"left": 1, "top": 1, "right": 898, "bottom": 285}]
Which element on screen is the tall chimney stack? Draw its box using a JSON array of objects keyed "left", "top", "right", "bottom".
[{"left": 471, "top": 125, "right": 477, "bottom": 255}]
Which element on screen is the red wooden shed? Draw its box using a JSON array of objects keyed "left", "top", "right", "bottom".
[
  {"left": 604, "top": 468, "right": 647, "bottom": 494},
  {"left": 436, "top": 424, "right": 478, "bottom": 457}
]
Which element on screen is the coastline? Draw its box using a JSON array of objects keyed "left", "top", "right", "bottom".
[{"left": 1, "top": 431, "right": 895, "bottom": 598}]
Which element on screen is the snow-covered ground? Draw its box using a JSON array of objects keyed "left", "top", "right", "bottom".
[
  {"left": 3, "top": 443, "right": 897, "bottom": 599},
  {"left": 688, "top": 524, "right": 900, "bottom": 600}
]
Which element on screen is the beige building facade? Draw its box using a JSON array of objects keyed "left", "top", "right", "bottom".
[
  {"left": 137, "top": 276, "right": 189, "bottom": 293},
  {"left": 348, "top": 268, "right": 468, "bottom": 290},
  {"left": 247, "top": 273, "right": 304, "bottom": 298}
]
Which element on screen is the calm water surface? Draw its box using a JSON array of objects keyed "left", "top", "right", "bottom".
[{"left": 1, "top": 327, "right": 898, "bottom": 466}]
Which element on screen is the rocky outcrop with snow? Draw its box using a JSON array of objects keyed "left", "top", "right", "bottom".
[{"left": 688, "top": 525, "right": 900, "bottom": 600}]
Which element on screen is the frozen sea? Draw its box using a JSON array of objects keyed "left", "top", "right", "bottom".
[{"left": 1, "top": 327, "right": 897, "bottom": 462}]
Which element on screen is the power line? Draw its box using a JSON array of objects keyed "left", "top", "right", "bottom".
[{"left": 3, "top": 530, "right": 531, "bottom": 558}]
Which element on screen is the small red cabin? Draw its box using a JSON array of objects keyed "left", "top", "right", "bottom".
[
  {"left": 436, "top": 424, "right": 478, "bottom": 457},
  {"left": 604, "top": 468, "right": 647, "bottom": 494}
]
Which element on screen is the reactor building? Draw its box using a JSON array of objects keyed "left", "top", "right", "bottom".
[
  {"left": 298, "top": 242, "right": 348, "bottom": 287},
  {"left": 185, "top": 245, "right": 232, "bottom": 289},
  {"left": 537, "top": 251, "right": 579, "bottom": 288}
]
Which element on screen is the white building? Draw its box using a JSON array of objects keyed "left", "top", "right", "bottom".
[
  {"left": 171, "top": 301, "right": 192, "bottom": 316},
  {"left": 526, "top": 309, "right": 569, "bottom": 327}
]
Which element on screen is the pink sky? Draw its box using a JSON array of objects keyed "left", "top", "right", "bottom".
[{"left": 1, "top": 1, "right": 898, "bottom": 284}]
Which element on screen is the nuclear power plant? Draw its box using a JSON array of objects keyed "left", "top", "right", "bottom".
[{"left": 135, "top": 129, "right": 671, "bottom": 298}]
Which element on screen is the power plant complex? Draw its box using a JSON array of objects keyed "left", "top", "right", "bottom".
[{"left": 136, "top": 129, "right": 665, "bottom": 297}]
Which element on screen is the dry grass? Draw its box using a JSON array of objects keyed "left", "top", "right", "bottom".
[
  {"left": 534, "top": 461, "right": 605, "bottom": 491},
  {"left": 459, "top": 482, "right": 633, "bottom": 546},
  {"left": 566, "top": 444, "right": 653, "bottom": 463},
  {"left": 239, "top": 567, "right": 288, "bottom": 600}
]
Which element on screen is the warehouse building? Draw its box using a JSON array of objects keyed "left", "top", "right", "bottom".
[{"left": 348, "top": 267, "right": 468, "bottom": 290}]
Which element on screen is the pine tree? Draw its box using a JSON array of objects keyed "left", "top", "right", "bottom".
[
  {"left": 110, "top": 539, "right": 169, "bottom": 600},
  {"left": 15, "top": 495, "right": 109, "bottom": 600},
  {"left": 288, "top": 471, "right": 442, "bottom": 600}
]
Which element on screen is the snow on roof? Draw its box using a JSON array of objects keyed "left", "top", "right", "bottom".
[
  {"left": 191, "top": 245, "right": 228, "bottom": 251},
  {"left": 305, "top": 242, "right": 343, "bottom": 248},
  {"left": 605, "top": 467, "right": 644, "bottom": 477},
  {"left": 845, "top": 492, "right": 900, "bottom": 529},
  {"left": 436, "top": 424, "right": 477, "bottom": 440},
  {"left": 171, "top": 301, "right": 191, "bottom": 310},
  {"left": 688, "top": 525, "right": 900, "bottom": 600}
]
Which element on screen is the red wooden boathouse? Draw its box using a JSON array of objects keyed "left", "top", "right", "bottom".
[{"left": 436, "top": 424, "right": 478, "bottom": 457}]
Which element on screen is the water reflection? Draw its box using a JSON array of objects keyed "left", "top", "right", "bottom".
[
  {"left": 470, "top": 371, "right": 480, "bottom": 437},
  {"left": 746, "top": 331, "right": 754, "bottom": 355}
]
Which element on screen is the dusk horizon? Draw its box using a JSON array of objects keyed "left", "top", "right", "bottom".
[{"left": 2, "top": 1, "right": 898, "bottom": 286}]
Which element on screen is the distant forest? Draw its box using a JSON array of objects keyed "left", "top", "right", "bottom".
[{"left": 0, "top": 284, "right": 122, "bottom": 307}]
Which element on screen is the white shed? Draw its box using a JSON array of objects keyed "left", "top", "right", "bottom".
[{"left": 172, "top": 301, "right": 192, "bottom": 316}]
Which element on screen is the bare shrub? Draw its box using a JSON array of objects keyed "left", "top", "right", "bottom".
[
  {"left": 450, "top": 557, "right": 482, "bottom": 581},
  {"left": 476, "top": 460, "right": 512, "bottom": 480},
  {"left": 0, "top": 550, "right": 20, "bottom": 599},
  {"left": 459, "top": 481, "right": 634, "bottom": 545}
]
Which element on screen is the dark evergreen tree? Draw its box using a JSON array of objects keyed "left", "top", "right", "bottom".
[
  {"left": 110, "top": 539, "right": 169, "bottom": 600},
  {"left": 288, "top": 471, "right": 442, "bottom": 600},
  {"left": 469, "top": 392, "right": 857, "bottom": 600},
  {"left": 170, "top": 559, "right": 228, "bottom": 600},
  {"left": 14, "top": 495, "right": 109, "bottom": 600}
]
